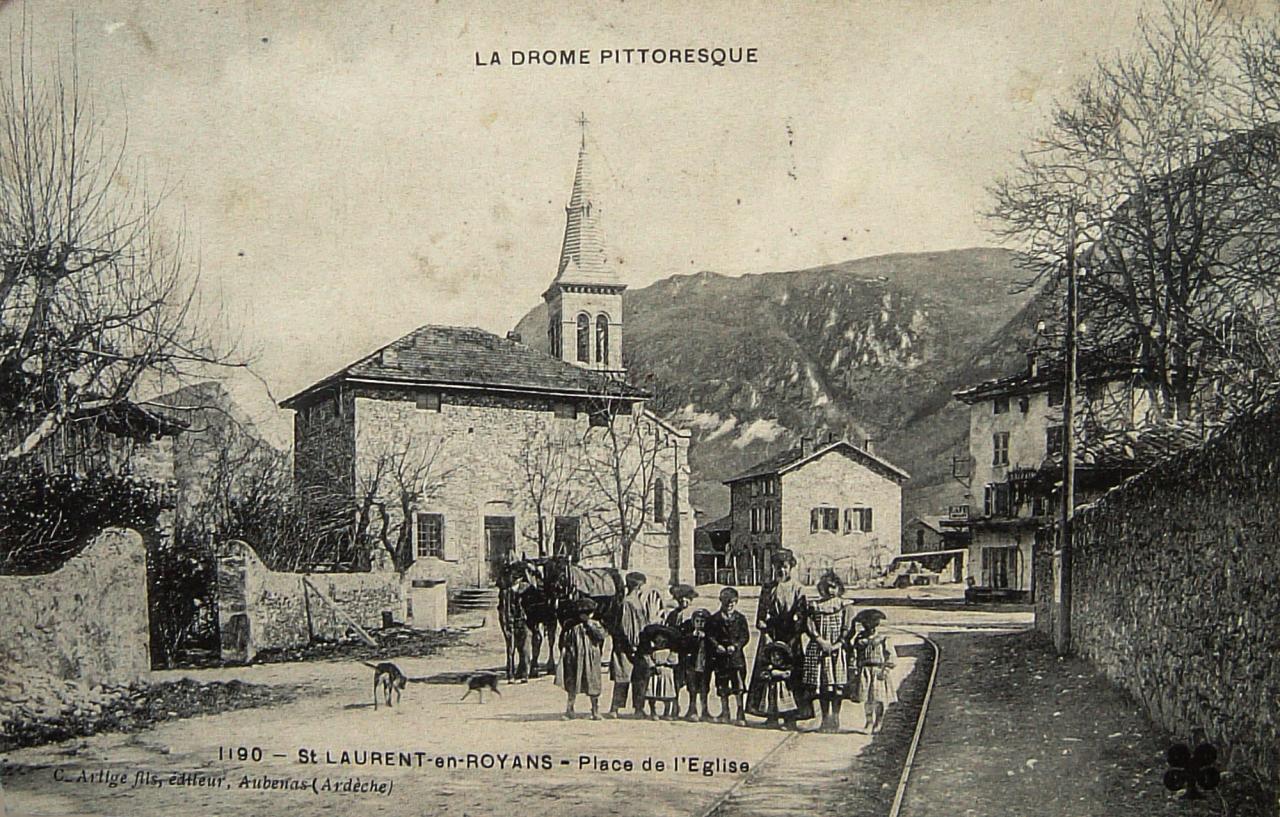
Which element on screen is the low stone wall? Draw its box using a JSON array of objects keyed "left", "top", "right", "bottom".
[
  {"left": 0, "top": 528, "right": 150, "bottom": 685},
  {"left": 1037, "top": 406, "right": 1280, "bottom": 790},
  {"left": 216, "top": 541, "right": 403, "bottom": 662}
]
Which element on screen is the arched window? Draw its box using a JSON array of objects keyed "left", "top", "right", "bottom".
[
  {"left": 576, "top": 313, "right": 590, "bottom": 363},
  {"left": 653, "top": 476, "right": 665, "bottom": 522},
  {"left": 596, "top": 314, "right": 610, "bottom": 367}
]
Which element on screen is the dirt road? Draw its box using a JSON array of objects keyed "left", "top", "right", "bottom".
[{"left": 0, "top": 587, "right": 1029, "bottom": 817}]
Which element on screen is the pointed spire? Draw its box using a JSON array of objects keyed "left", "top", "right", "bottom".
[{"left": 554, "top": 114, "right": 618, "bottom": 286}]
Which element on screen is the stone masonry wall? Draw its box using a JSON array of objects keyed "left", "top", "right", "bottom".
[
  {"left": 1036, "top": 405, "right": 1280, "bottom": 788},
  {"left": 354, "top": 393, "right": 692, "bottom": 589},
  {"left": 216, "top": 540, "right": 402, "bottom": 662},
  {"left": 0, "top": 529, "right": 150, "bottom": 685}
]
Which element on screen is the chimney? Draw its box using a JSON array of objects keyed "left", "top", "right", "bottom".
[
  {"left": 799, "top": 436, "right": 812, "bottom": 457},
  {"left": 380, "top": 347, "right": 398, "bottom": 367},
  {"left": 864, "top": 438, "right": 875, "bottom": 455},
  {"left": 507, "top": 331, "right": 522, "bottom": 344}
]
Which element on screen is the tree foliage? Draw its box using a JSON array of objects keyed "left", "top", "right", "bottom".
[{"left": 989, "top": 0, "right": 1280, "bottom": 421}]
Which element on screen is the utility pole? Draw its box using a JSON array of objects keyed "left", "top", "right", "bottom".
[{"left": 1054, "top": 218, "right": 1078, "bottom": 656}]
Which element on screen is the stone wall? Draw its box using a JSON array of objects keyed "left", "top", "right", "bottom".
[
  {"left": 353, "top": 392, "right": 693, "bottom": 589},
  {"left": 216, "top": 541, "right": 403, "bottom": 662},
  {"left": 1035, "top": 405, "right": 1280, "bottom": 788},
  {"left": 0, "top": 529, "right": 150, "bottom": 685}
]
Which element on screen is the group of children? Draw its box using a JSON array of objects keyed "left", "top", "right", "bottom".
[{"left": 554, "top": 552, "right": 898, "bottom": 734}]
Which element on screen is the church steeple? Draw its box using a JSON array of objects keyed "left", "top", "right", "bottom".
[
  {"left": 544, "top": 114, "right": 626, "bottom": 374},
  {"left": 553, "top": 114, "right": 618, "bottom": 287}
]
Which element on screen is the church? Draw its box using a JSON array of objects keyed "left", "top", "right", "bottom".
[{"left": 282, "top": 121, "right": 695, "bottom": 589}]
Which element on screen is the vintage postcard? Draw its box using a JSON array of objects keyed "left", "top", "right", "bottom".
[{"left": 0, "top": 1, "right": 1277, "bottom": 816}]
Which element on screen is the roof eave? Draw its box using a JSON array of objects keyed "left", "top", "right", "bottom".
[{"left": 282, "top": 372, "right": 649, "bottom": 410}]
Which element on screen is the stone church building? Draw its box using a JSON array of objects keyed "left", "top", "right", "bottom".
[{"left": 282, "top": 124, "right": 695, "bottom": 590}]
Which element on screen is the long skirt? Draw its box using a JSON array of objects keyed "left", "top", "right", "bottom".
[
  {"left": 556, "top": 629, "right": 602, "bottom": 697},
  {"left": 803, "top": 644, "right": 847, "bottom": 695}
]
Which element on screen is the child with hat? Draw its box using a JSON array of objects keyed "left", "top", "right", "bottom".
[{"left": 556, "top": 597, "right": 608, "bottom": 720}]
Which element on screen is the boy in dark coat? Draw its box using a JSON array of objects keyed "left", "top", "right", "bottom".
[{"left": 708, "top": 587, "right": 750, "bottom": 725}]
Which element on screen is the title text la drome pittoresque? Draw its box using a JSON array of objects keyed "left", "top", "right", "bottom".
[{"left": 475, "top": 48, "right": 758, "bottom": 67}]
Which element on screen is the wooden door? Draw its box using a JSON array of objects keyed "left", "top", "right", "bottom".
[{"left": 484, "top": 516, "right": 515, "bottom": 584}]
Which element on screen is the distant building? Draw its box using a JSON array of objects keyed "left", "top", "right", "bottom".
[
  {"left": 283, "top": 121, "right": 695, "bottom": 590},
  {"left": 693, "top": 513, "right": 732, "bottom": 585},
  {"left": 952, "top": 343, "right": 1206, "bottom": 600},
  {"left": 723, "top": 438, "right": 909, "bottom": 585}
]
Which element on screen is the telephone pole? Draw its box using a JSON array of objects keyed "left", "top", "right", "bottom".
[{"left": 1054, "top": 219, "right": 1078, "bottom": 656}]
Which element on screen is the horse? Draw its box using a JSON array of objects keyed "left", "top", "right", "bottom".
[
  {"left": 496, "top": 560, "right": 560, "bottom": 679},
  {"left": 539, "top": 556, "right": 625, "bottom": 632}
]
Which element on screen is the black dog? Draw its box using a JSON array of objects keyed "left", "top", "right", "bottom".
[
  {"left": 364, "top": 661, "right": 408, "bottom": 710},
  {"left": 460, "top": 672, "right": 502, "bottom": 704}
]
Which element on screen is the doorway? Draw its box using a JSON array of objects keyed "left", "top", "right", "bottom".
[{"left": 484, "top": 516, "right": 516, "bottom": 584}]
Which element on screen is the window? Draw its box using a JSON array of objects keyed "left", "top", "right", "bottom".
[
  {"left": 763, "top": 478, "right": 776, "bottom": 496},
  {"left": 751, "top": 480, "right": 760, "bottom": 497},
  {"left": 993, "top": 396, "right": 1010, "bottom": 414},
  {"left": 751, "top": 507, "right": 763, "bottom": 534},
  {"left": 1046, "top": 424, "right": 1064, "bottom": 456},
  {"left": 763, "top": 504, "right": 774, "bottom": 533},
  {"left": 653, "top": 477, "right": 665, "bottom": 522},
  {"left": 992, "top": 432, "right": 1010, "bottom": 466},
  {"left": 810, "top": 507, "right": 840, "bottom": 533},
  {"left": 415, "top": 513, "right": 444, "bottom": 559},
  {"left": 576, "top": 313, "right": 591, "bottom": 363},
  {"left": 1032, "top": 495, "right": 1047, "bottom": 517},
  {"left": 984, "top": 483, "right": 1011, "bottom": 518},
  {"left": 596, "top": 314, "right": 610, "bottom": 366},
  {"left": 549, "top": 320, "right": 561, "bottom": 357},
  {"left": 916, "top": 529, "right": 926, "bottom": 549},
  {"left": 844, "top": 507, "right": 872, "bottom": 533},
  {"left": 1048, "top": 388, "right": 1063, "bottom": 407},
  {"left": 416, "top": 392, "right": 441, "bottom": 411},
  {"left": 554, "top": 516, "right": 580, "bottom": 560}
]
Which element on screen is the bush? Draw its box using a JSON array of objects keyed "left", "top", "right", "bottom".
[{"left": 0, "top": 464, "right": 168, "bottom": 575}]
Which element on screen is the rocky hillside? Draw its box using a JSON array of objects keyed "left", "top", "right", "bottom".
[{"left": 515, "top": 248, "right": 1048, "bottom": 524}]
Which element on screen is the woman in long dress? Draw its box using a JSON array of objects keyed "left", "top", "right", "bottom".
[
  {"left": 803, "top": 572, "right": 850, "bottom": 733},
  {"left": 747, "top": 549, "right": 808, "bottom": 727}
]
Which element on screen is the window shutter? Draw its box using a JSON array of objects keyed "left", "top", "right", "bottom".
[
  {"left": 862, "top": 508, "right": 874, "bottom": 532},
  {"left": 810, "top": 509, "right": 819, "bottom": 533}
]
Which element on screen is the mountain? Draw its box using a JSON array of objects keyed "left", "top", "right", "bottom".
[{"left": 515, "top": 247, "right": 1046, "bottom": 525}]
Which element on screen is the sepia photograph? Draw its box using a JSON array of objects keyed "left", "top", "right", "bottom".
[{"left": 0, "top": 1, "right": 1277, "bottom": 815}]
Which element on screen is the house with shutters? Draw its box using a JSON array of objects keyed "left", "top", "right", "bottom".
[
  {"left": 951, "top": 341, "right": 1202, "bottom": 600},
  {"left": 281, "top": 121, "right": 695, "bottom": 590},
  {"left": 723, "top": 438, "right": 908, "bottom": 586}
]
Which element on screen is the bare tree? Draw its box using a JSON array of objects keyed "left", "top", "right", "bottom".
[
  {"left": 510, "top": 425, "right": 592, "bottom": 557},
  {"left": 362, "top": 430, "right": 455, "bottom": 573},
  {"left": 988, "top": 0, "right": 1280, "bottom": 422},
  {"left": 580, "top": 401, "right": 669, "bottom": 570},
  {"left": 0, "top": 37, "right": 243, "bottom": 462}
]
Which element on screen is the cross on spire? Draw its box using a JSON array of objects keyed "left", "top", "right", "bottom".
[{"left": 577, "top": 112, "right": 588, "bottom": 149}]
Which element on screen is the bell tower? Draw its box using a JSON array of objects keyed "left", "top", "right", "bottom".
[{"left": 543, "top": 114, "right": 626, "bottom": 375}]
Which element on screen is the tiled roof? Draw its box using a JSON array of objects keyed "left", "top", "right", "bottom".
[
  {"left": 698, "top": 513, "right": 733, "bottom": 533},
  {"left": 1039, "top": 421, "right": 1215, "bottom": 474},
  {"left": 954, "top": 348, "right": 1149, "bottom": 404},
  {"left": 725, "top": 440, "right": 910, "bottom": 485},
  {"left": 281, "top": 325, "right": 647, "bottom": 408}
]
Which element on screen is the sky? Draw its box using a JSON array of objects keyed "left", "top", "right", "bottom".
[{"left": 9, "top": 0, "right": 1198, "bottom": 441}]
